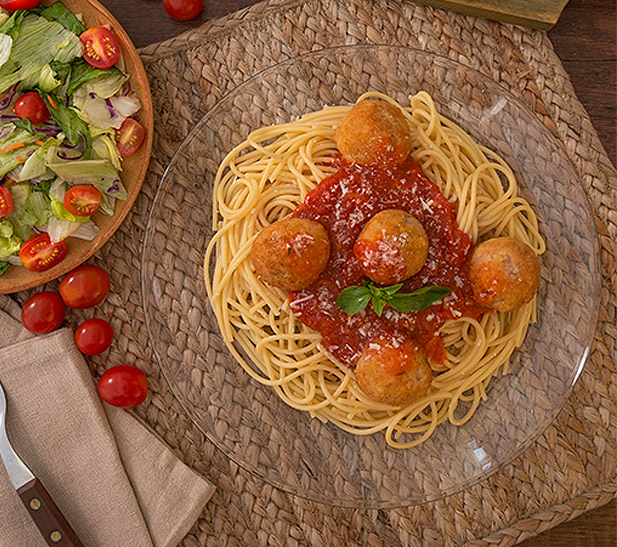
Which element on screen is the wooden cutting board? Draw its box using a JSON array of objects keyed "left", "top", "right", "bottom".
[{"left": 411, "top": 0, "right": 570, "bottom": 29}]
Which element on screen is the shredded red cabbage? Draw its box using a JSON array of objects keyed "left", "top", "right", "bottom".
[
  {"left": 108, "top": 179, "right": 120, "bottom": 193},
  {"left": 57, "top": 131, "right": 88, "bottom": 160},
  {"left": 0, "top": 85, "right": 18, "bottom": 111},
  {"left": 105, "top": 98, "right": 117, "bottom": 118},
  {"left": 0, "top": 125, "right": 13, "bottom": 139}
]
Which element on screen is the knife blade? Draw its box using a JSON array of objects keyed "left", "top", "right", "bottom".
[{"left": 0, "top": 380, "right": 84, "bottom": 547}]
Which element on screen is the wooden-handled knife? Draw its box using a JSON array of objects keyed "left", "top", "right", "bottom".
[{"left": 0, "top": 380, "right": 84, "bottom": 546}]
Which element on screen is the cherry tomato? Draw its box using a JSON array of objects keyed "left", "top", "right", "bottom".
[
  {"left": 21, "top": 292, "right": 65, "bottom": 334},
  {"left": 74, "top": 318, "right": 113, "bottom": 355},
  {"left": 59, "top": 264, "right": 110, "bottom": 309},
  {"left": 0, "top": 0, "right": 40, "bottom": 13},
  {"left": 0, "top": 186, "right": 13, "bottom": 218},
  {"left": 80, "top": 27, "right": 121, "bottom": 69},
  {"left": 63, "top": 185, "right": 101, "bottom": 217},
  {"left": 116, "top": 118, "right": 145, "bottom": 157},
  {"left": 163, "top": 0, "right": 202, "bottom": 21},
  {"left": 19, "top": 233, "right": 67, "bottom": 272},
  {"left": 14, "top": 92, "right": 50, "bottom": 126},
  {"left": 98, "top": 365, "right": 148, "bottom": 408}
]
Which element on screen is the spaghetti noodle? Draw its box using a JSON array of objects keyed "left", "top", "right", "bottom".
[{"left": 204, "top": 91, "right": 545, "bottom": 448}]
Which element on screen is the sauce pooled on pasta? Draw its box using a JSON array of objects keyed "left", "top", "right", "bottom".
[{"left": 289, "top": 156, "right": 486, "bottom": 366}]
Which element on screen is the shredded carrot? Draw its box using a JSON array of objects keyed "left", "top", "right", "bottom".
[
  {"left": 0, "top": 142, "right": 25, "bottom": 154},
  {"left": 4, "top": 179, "right": 15, "bottom": 186},
  {"left": 34, "top": 139, "right": 45, "bottom": 146},
  {"left": 15, "top": 157, "right": 25, "bottom": 164},
  {"left": 48, "top": 96, "right": 58, "bottom": 110}
]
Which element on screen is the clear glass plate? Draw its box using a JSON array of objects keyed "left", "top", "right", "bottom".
[{"left": 141, "top": 45, "right": 600, "bottom": 508}]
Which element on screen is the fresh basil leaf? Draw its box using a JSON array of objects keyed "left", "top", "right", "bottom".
[
  {"left": 336, "top": 285, "right": 371, "bottom": 316},
  {"left": 371, "top": 295, "right": 388, "bottom": 317},
  {"left": 380, "top": 283, "right": 404, "bottom": 297},
  {"left": 0, "top": 261, "right": 10, "bottom": 276},
  {"left": 12, "top": 118, "right": 34, "bottom": 135},
  {"left": 39, "top": 1, "right": 86, "bottom": 35},
  {"left": 40, "top": 92, "right": 91, "bottom": 157},
  {"left": 388, "top": 286, "right": 452, "bottom": 313}
]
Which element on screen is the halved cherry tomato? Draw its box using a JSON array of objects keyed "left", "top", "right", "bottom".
[
  {"left": 117, "top": 118, "right": 145, "bottom": 157},
  {"left": 59, "top": 264, "right": 110, "bottom": 309},
  {"left": 75, "top": 318, "right": 113, "bottom": 355},
  {"left": 19, "top": 233, "right": 67, "bottom": 272},
  {"left": 163, "top": 0, "right": 202, "bottom": 21},
  {"left": 80, "top": 27, "right": 121, "bottom": 69},
  {"left": 21, "top": 291, "right": 65, "bottom": 334},
  {"left": 98, "top": 365, "right": 148, "bottom": 408},
  {"left": 0, "top": 186, "right": 13, "bottom": 218},
  {"left": 0, "top": 0, "right": 40, "bottom": 13},
  {"left": 14, "top": 92, "right": 50, "bottom": 126},
  {"left": 64, "top": 185, "right": 101, "bottom": 217}
]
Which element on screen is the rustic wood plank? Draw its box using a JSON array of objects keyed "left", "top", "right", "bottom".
[
  {"left": 408, "top": 0, "right": 569, "bottom": 29},
  {"left": 548, "top": 0, "right": 617, "bottom": 165},
  {"left": 518, "top": 498, "right": 616, "bottom": 547}
]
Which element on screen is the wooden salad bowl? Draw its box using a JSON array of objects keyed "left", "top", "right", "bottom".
[{"left": 0, "top": 0, "right": 154, "bottom": 294}]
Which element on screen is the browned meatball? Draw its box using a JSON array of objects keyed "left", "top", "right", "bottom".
[
  {"left": 250, "top": 217, "right": 330, "bottom": 291},
  {"left": 468, "top": 236, "right": 540, "bottom": 312},
  {"left": 334, "top": 99, "right": 412, "bottom": 169},
  {"left": 353, "top": 209, "right": 429, "bottom": 285},
  {"left": 355, "top": 335, "right": 433, "bottom": 406}
]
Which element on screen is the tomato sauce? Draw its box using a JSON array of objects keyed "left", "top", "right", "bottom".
[{"left": 289, "top": 157, "right": 485, "bottom": 367}]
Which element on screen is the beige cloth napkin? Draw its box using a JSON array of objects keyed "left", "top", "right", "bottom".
[{"left": 0, "top": 296, "right": 215, "bottom": 547}]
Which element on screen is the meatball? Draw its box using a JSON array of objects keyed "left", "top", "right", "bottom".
[
  {"left": 468, "top": 236, "right": 540, "bottom": 312},
  {"left": 354, "top": 209, "right": 429, "bottom": 285},
  {"left": 355, "top": 335, "right": 433, "bottom": 406},
  {"left": 334, "top": 99, "right": 412, "bottom": 169},
  {"left": 250, "top": 217, "right": 330, "bottom": 291}
]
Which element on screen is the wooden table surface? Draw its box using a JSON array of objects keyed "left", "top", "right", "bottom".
[{"left": 99, "top": 0, "right": 616, "bottom": 544}]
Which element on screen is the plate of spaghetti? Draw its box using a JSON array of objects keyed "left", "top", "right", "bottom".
[{"left": 142, "top": 46, "right": 600, "bottom": 507}]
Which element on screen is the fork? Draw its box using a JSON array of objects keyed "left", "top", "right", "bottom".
[{"left": 0, "top": 379, "right": 84, "bottom": 546}]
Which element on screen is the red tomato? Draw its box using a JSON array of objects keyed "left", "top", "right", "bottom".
[
  {"left": 0, "top": 0, "right": 40, "bottom": 13},
  {"left": 21, "top": 292, "right": 65, "bottom": 334},
  {"left": 80, "top": 27, "right": 121, "bottom": 69},
  {"left": 14, "top": 92, "right": 50, "bottom": 125},
  {"left": 19, "top": 233, "right": 67, "bottom": 272},
  {"left": 98, "top": 365, "right": 148, "bottom": 408},
  {"left": 117, "top": 118, "right": 145, "bottom": 157},
  {"left": 163, "top": 0, "right": 202, "bottom": 21},
  {"left": 59, "top": 264, "right": 110, "bottom": 309},
  {"left": 63, "top": 185, "right": 101, "bottom": 217},
  {"left": 0, "top": 186, "right": 13, "bottom": 218},
  {"left": 74, "top": 318, "right": 113, "bottom": 355}
]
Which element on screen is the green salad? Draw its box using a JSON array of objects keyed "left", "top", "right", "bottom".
[{"left": 0, "top": 1, "right": 145, "bottom": 275}]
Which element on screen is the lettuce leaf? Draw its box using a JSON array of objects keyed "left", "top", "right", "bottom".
[
  {"left": 0, "top": 7, "right": 10, "bottom": 29},
  {"left": 39, "top": 1, "right": 86, "bottom": 35},
  {"left": 40, "top": 91, "right": 91, "bottom": 156},
  {"left": 0, "top": 9, "right": 28, "bottom": 40},
  {"left": 67, "top": 59, "right": 127, "bottom": 98},
  {"left": 0, "top": 34, "right": 11, "bottom": 71},
  {"left": 19, "top": 135, "right": 64, "bottom": 181},
  {"left": 7, "top": 182, "right": 51, "bottom": 240},
  {"left": 0, "top": 218, "right": 20, "bottom": 258},
  {"left": 0, "top": 14, "right": 83, "bottom": 93},
  {"left": 0, "top": 127, "right": 39, "bottom": 178}
]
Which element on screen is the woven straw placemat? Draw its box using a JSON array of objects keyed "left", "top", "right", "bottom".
[{"left": 16, "top": 0, "right": 617, "bottom": 544}]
